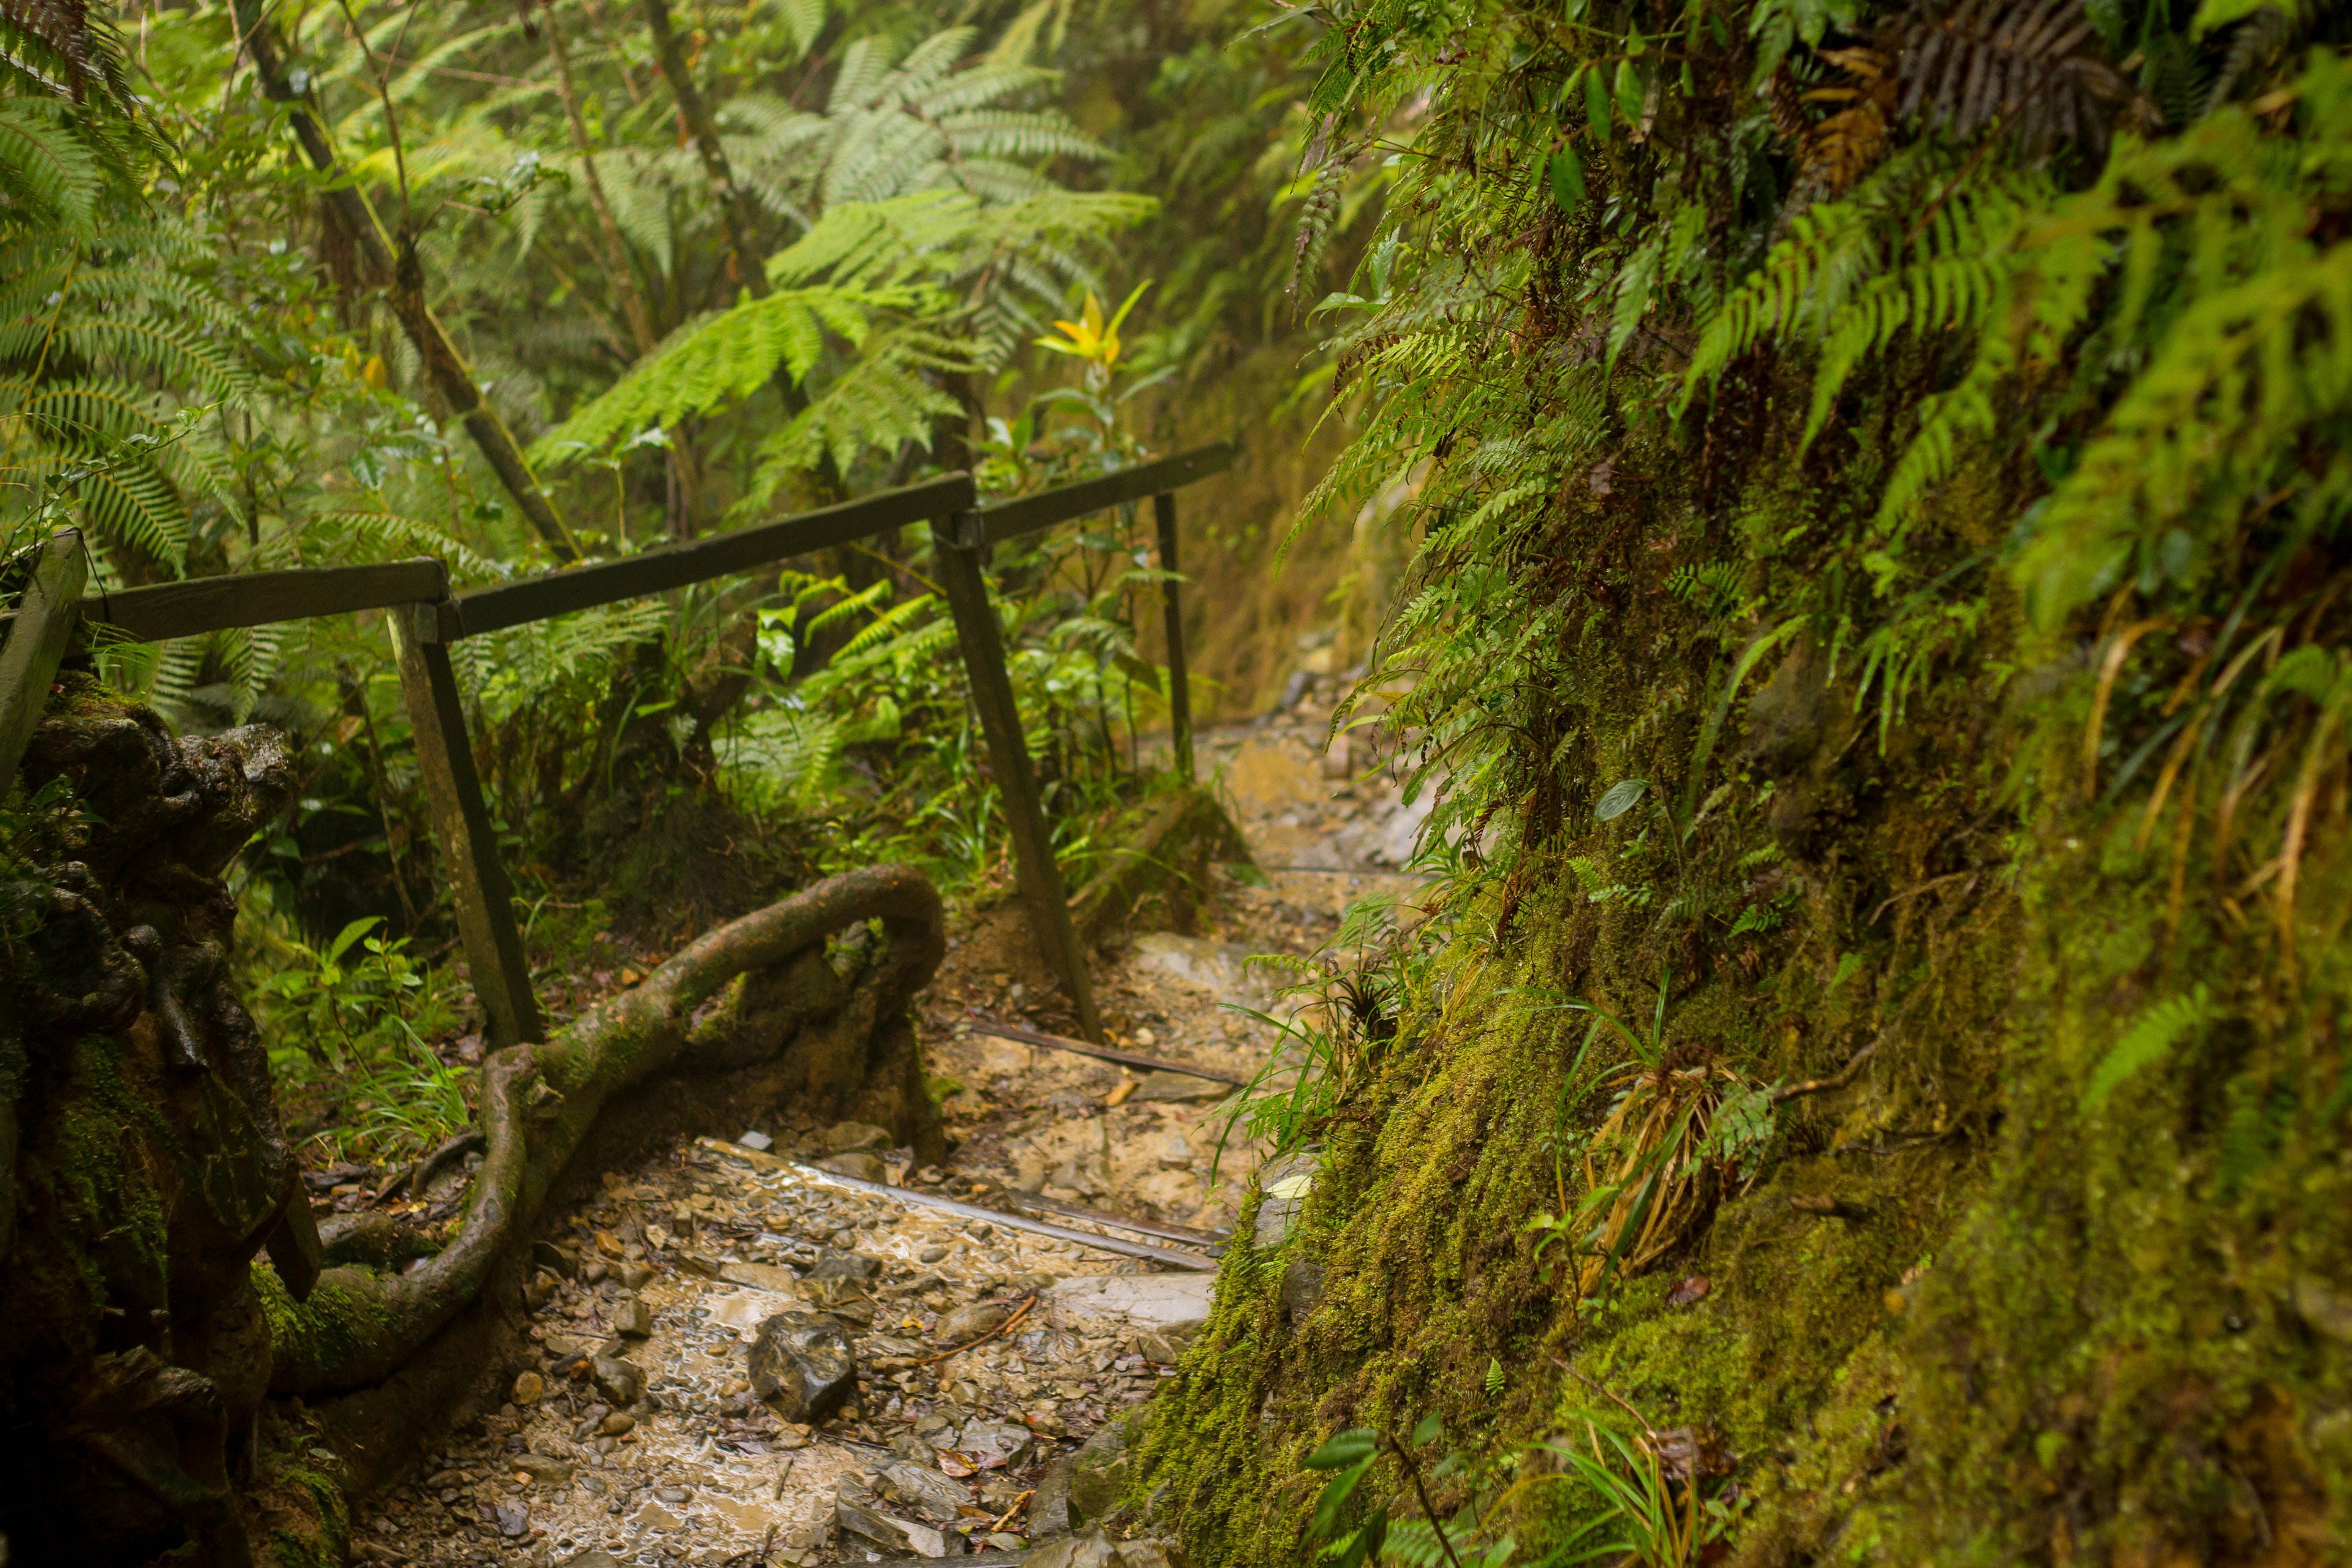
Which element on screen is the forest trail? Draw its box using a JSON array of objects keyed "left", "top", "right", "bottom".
[{"left": 344, "top": 698, "right": 1429, "bottom": 1568}]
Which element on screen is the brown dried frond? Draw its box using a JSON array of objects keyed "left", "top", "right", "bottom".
[
  {"left": 1806, "top": 104, "right": 1890, "bottom": 194},
  {"left": 1765, "top": 69, "right": 1811, "bottom": 147},
  {"left": 0, "top": 0, "right": 99, "bottom": 98},
  {"left": 1885, "top": 0, "right": 2132, "bottom": 157},
  {"left": 1794, "top": 49, "right": 1896, "bottom": 195}
]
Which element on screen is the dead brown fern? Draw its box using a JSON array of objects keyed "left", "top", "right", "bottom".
[{"left": 1885, "top": 0, "right": 2131, "bottom": 156}]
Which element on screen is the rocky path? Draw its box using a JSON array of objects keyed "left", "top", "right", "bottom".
[{"left": 344, "top": 701, "right": 1426, "bottom": 1568}]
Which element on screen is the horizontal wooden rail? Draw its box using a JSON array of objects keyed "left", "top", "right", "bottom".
[
  {"left": 968, "top": 442, "right": 1235, "bottom": 548},
  {"left": 87, "top": 559, "right": 449, "bottom": 644},
  {"left": 443, "top": 473, "right": 975, "bottom": 640}
]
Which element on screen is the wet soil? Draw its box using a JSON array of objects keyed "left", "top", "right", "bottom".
[{"left": 341, "top": 701, "right": 1428, "bottom": 1568}]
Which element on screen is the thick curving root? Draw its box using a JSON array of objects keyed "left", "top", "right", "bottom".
[{"left": 263, "top": 863, "right": 946, "bottom": 1396}]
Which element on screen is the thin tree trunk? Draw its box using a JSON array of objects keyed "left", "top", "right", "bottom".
[
  {"left": 641, "top": 0, "right": 766, "bottom": 295},
  {"left": 545, "top": 9, "right": 659, "bottom": 358},
  {"left": 639, "top": 0, "right": 849, "bottom": 504},
  {"left": 545, "top": 2, "right": 707, "bottom": 531},
  {"left": 228, "top": 0, "right": 581, "bottom": 562}
]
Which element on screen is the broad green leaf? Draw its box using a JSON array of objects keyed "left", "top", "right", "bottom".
[
  {"left": 1305, "top": 1429, "right": 1379, "bottom": 1470},
  {"left": 1594, "top": 778, "right": 1646, "bottom": 820},
  {"left": 1550, "top": 146, "right": 1586, "bottom": 212}
]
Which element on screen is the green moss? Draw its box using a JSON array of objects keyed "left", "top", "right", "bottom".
[
  {"left": 254, "top": 1264, "right": 405, "bottom": 1394},
  {"left": 264, "top": 1462, "right": 350, "bottom": 1568}
]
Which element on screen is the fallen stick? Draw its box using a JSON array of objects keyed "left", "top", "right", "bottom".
[{"left": 964, "top": 1017, "right": 1250, "bottom": 1086}]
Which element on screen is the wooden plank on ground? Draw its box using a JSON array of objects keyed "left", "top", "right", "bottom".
[
  {"left": 694, "top": 1139, "right": 1217, "bottom": 1270},
  {"left": 448, "top": 473, "right": 975, "bottom": 639},
  {"left": 389, "top": 602, "right": 544, "bottom": 1047},
  {"left": 89, "top": 559, "right": 448, "bottom": 643},
  {"left": 0, "top": 533, "right": 87, "bottom": 791},
  {"left": 975, "top": 442, "right": 1235, "bottom": 547},
  {"left": 934, "top": 537, "right": 1103, "bottom": 1041}
]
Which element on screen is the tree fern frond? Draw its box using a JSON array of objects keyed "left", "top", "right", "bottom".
[{"left": 533, "top": 284, "right": 930, "bottom": 462}]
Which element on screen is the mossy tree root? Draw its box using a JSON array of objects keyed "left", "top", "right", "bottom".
[{"left": 265, "top": 864, "right": 944, "bottom": 1396}]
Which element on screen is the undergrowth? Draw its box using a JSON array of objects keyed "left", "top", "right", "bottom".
[{"left": 1141, "top": 0, "right": 2352, "bottom": 1564}]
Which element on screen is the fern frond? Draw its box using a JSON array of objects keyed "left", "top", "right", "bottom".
[{"left": 533, "top": 283, "right": 929, "bottom": 462}]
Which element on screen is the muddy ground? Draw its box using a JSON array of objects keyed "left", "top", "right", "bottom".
[{"left": 339, "top": 693, "right": 1429, "bottom": 1568}]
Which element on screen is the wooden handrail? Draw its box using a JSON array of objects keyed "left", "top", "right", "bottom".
[
  {"left": 15, "top": 445, "right": 1240, "bottom": 1050},
  {"left": 47, "top": 447, "right": 1237, "bottom": 648},
  {"left": 968, "top": 441, "right": 1235, "bottom": 548},
  {"left": 443, "top": 472, "right": 975, "bottom": 641},
  {"left": 88, "top": 559, "right": 449, "bottom": 644}
]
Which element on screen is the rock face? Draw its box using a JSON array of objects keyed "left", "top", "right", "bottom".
[
  {"left": 747, "top": 1310, "right": 858, "bottom": 1422},
  {"left": 0, "top": 676, "right": 311, "bottom": 1566}
]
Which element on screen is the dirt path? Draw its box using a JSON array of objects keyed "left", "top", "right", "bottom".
[{"left": 344, "top": 703, "right": 1427, "bottom": 1568}]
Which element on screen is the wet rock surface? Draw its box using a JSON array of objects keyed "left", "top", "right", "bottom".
[
  {"left": 748, "top": 1311, "right": 859, "bottom": 1423},
  {"left": 344, "top": 715, "right": 1411, "bottom": 1564}
]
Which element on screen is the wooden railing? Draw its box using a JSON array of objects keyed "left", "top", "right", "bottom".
[{"left": 0, "top": 442, "right": 1236, "bottom": 1046}]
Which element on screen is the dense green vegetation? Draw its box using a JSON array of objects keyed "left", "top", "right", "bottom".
[
  {"left": 0, "top": 0, "right": 1373, "bottom": 1164},
  {"left": 1131, "top": 0, "right": 2352, "bottom": 1564},
  {"left": 7, "top": 0, "right": 2352, "bottom": 1559}
]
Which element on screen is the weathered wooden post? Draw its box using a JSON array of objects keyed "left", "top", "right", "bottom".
[
  {"left": 1152, "top": 491, "right": 1195, "bottom": 783},
  {"left": 389, "top": 599, "right": 544, "bottom": 1047},
  {"left": 0, "top": 531, "right": 86, "bottom": 793},
  {"left": 934, "top": 513, "right": 1104, "bottom": 1040}
]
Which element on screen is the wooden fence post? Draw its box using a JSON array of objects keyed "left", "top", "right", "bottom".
[
  {"left": 935, "top": 519, "right": 1104, "bottom": 1041},
  {"left": 0, "top": 532, "right": 87, "bottom": 793},
  {"left": 388, "top": 601, "right": 544, "bottom": 1047},
  {"left": 1152, "top": 492, "right": 1194, "bottom": 783}
]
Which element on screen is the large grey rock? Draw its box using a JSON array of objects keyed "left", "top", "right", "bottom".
[
  {"left": 610, "top": 1295, "right": 654, "bottom": 1336},
  {"left": 816, "top": 1151, "right": 888, "bottom": 1183},
  {"left": 510, "top": 1452, "right": 573, "bottom": 1485},
  {"left": 1023, "top": 1529, "right": 1120, "bottom": 1568},
  {"left": 1045, "top": 1273, "right": 1214, "bottom": 1333},
  {"left": 718, "top": 1260, "right": 802, "bottom": 1297},
  {"left": 748, "top": 1310, "right": 858, "bottom": 1422},
  {"left": 1131, "top": 1071, "right": 1226, "bottom": 1104},
  {"left": 836, "top": 1480, "right": 949, "bottom": 1557},
  {"left": 1254, "top": 1151, "right": 1320, "bottom": 1249},
  {"left": 1065, "top": 1417, "right": 1134, "bottom": 1527},
  {"left": 956, "top": 1418, "right": 1031, "bottom": 1468}
]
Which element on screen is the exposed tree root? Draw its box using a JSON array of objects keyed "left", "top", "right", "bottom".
[{"left": 264, "top": 864, "right": 946, "bottom": 1396}]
